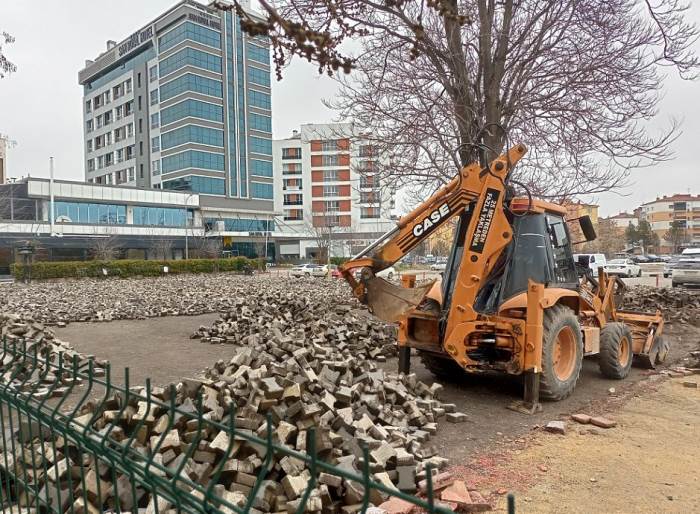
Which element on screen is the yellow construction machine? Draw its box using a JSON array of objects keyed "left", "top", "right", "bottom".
[{"left": 340, "top": 144, "right": 669, "bottom": 412}]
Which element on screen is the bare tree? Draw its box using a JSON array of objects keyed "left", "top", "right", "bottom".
[
  {"left": 150, "top": 239, "right": 174, "bottom": 261},
  {"left": 307, "top": 0, "right": 698, "bottom": 199},
  {"left": 89, "top": 236, "right": 121, "bottom": 261},
  {"left": 0, "top": 31, "right": 16, "bottom": 78},
  {"left": 192, "top": 237, "right": 222, "bottom": 259}
]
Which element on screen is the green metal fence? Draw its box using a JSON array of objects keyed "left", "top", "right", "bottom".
[{"left": 0, "top": 338, "right": 458, "bottom": 513}]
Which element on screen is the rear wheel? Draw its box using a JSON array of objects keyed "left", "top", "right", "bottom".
[
  {"left": 599, "top": 322, "right": 633, "bottom": 379},
  {"left": 539, "top": 305, "right": 584, "bottom": 401},
  {"left": 419, "top": 351, "right": 465, "bottom": 382}
]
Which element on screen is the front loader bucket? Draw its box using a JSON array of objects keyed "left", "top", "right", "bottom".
[
  {"left": 364, "top": 276, "right": 435, "bottom": 323},
  {"left": 635, "top": 335, "right": 671, "bottom": 369}
]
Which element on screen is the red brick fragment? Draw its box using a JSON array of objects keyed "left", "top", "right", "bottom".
[{"left": 590, "top": 416, "right": 616, "bottom": 429}]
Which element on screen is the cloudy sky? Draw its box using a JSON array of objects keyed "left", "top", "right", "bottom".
[{"left": 0, "top": 1, "right": 698, "bottom": 216}]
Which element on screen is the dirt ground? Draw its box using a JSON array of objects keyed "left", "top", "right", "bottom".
[{"left": 461, "top": 377, "right": 700, "bottom": 513}]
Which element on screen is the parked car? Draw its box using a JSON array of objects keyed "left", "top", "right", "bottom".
[
  {"left": 672, "top": 248, "right": 700, "bottom": 287},
  {"left": 290, "top": 264, "right": 326, "bottom": 277},
  {"left": 604, "top": 258, "right": 642, "bottom": 277},
  {"left": 631, "top": 255, "right": 650, "bottom": 264},
  {"left": 376, "top": 266, "right": 397, "bottom": 280},
  {"left": 645, "top": 254, "right": 663, "bottom": 263},
  {"left": 573, "top": 253, "right": 607, "bottom": 273},
  {"left": 663, "top": 256, "right": 680, "bottom": 278},
  {"left": 430, "top": 262, "right": 447, "bottom": 271}
]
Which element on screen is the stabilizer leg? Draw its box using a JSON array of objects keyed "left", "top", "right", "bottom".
[
  {"left": 507, "top": 370, "right": 543, "bottom": 414},
  {"left": 398, "top": 346, "right": 411, "bottom": 375}
]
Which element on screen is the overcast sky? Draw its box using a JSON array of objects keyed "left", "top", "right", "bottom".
[{"left": 0, "top": 1, "right": 698, "bottom": 216}]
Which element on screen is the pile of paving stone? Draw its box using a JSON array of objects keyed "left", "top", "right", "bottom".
[
  {"left": 2, "top": 322, "right": 469, "bottom": 513},
  {"left": 0, "top": 275, "right": 362, "bottom": 327},
  {"left": 0, "top": 312, "right": 106, "bottom": 398},
  {"left": 619, "top": 286, "right": 700, "bottom": 325},
  {"left": 191, "top": 286, "right": 397, "bottom": 360}
]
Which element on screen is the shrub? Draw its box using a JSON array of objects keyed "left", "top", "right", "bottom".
[{"left": 10, "top": 257, "right": 262, "bottom": 280}]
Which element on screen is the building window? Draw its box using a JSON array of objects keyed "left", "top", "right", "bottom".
[
  {"left": 282, "top": 163, "right": 301, "bottom": 174},
  {"left": 55, "top": 201, "right": 126, "bottom": 224},
  {"left": 96, "top": 115, "right": 103, "bottom": 129},
  {"left": 97, "top": 155, "right": 104, "bottom": 169},
  {"left": 150, "top": 89, "right": 159, "bottom": 106},
  {"left": 283, "top": 194, "right": 303, "bottom": 206},
  {"left": 139, "top": 141, "right": 144, "bottom": 156},
  {"left": 87, "top": 159, "right": 95, "bottom": 172},
  {"left": 282, "top": 147, "right": 302, "bottom": 160},
  {"left": 360, "top": 174, "right": 377, "bottom": 188},
  {"left": 137, "top": 72, "right": 142, "bottom": 88},
  {"left": 133, "top": 206, "right": 191, "bottom": 227},
  {"left": 126, "top": 145, "right": 135, "bottom": 160},
  {"left": 105, "top": 132, "right": 112, "bottom": 145},
  {"left": 249, "top": 136, "right": 272, "bottom": 155},
  {"left": 161, "top": 125, "right": 224, "bottom": 150},
  {"left": 283, "top": 178, "right": 302, "bottom": 190},
  {"left": 159, "top": 47, "right": 222, "bottom": 77},
  {"left": 85, "top": 100, "right": 92, "bottom": 113},
  {"left": 160, "top": 73, "right": 223, "bottom": 101},
  {"left": 359, "top": 145, "right": 374, "bottom": 157},
  {"left": 104, "top": 111, "right": 112, "bottom": 126},
  {"left": 322, "top": 154, "right": 340, "bottom": 166},
  {"left": 247, "top": 89, "right": 271, "bottom": 110},
  {"left": 105, "top": 152, "right": 113, "bottom": 167},
  {"left": 152, "top": 136, "right": 160, "bottom": 152},
  {"left": 162, "top": 175, "right": 225, "bottom": 195},
  {"left": 250, "top": 182, "right": 273, "bottom": 200},
  {"left": 161, "top": 150, "right": 225, "bottom": 173},
  {"left": 149, "top": 65, "right": 158, "bottom": 82},
  {"left": 361, "top": 207, "right": 380, "bottom": 219},
  {"left": 323, "top": 185, "right": 339, "bottom": 197},
  {"left": 151, "top": 113, "right": 160, "bottom": 129},
  {"left": 113, "top": 84, "right": 122, "bottom": 100},
  {"left": 86, "top": 140, "right": 93, "bottom": 153},
  {"left": 104, "top": 90, "right": 111, "bottom": 104},
  {"left": 86, "top": 119, "right": 93, "bottom": 132},
  {"left": 116, "top": 148, "right": 124, "bottom": 163},
  {"left": 93, "top": 96, "right": 102, "bottom": 110},
  {"left": 320, "top": 140, "right": 342, "bottom": 152},
  {"left": 361, "top": 191, "right": 378, "bottom": 203},
  {"left": 116, "top": 105, "right": 123, "bottom": 120},
  {"left": 138, "top": 95, "right": 142, "bottom": 110},
  {"left": 284, "top": 209, "right": 304, "bottom": 221},
  {"left": 160, "top": 99, "right": 223, "bottom": 125},
  {"left": 139, "top": 164, "right": 144, "bottom": 178},
  {"left": 158, "top": 21, "right": 222, "bottom": 52},
  {"left": 323, "top": 169, "right": 340, "bottom": 181},
  {"left": 125, "top": 78, "right": 133, "bottom": 93},
  {"left": 246, "top": 43, "right": 270, "bottom": 64},
  {"left": 248, "top": 113, "right": 271, "bottom": 133},
  {"left": 139, "top": 119, "right": 143, "bottom": 134},
  {"left": 204, "top": 217, "right": 274, "bottom": 232},
  {"left": 128, "top": 167, "right": 135, "bottom": 181},
  {"left": 247, "top": 66, "right": 270, "bottom": 87},
  {"left": 127, "top": 123, "right": 134, "bottom": 137},
  {"left": 250, "top": 159, "right": 273, "bottom": 177},
  {"left": 152, "top": 160, "right": 161, "bottom": 175}
]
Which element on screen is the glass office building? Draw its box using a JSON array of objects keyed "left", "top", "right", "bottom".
[{"left": 78, "top": 0, "right": 273, "bottom": 204}]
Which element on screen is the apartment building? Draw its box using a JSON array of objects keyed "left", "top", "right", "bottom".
[
  {"left": 639, "top": 194, "right": 700, "bottom": 252},
  {"left": 78, "top": 0, "right": 275, "bottom": 257},
  {"left": 273, "top": 123, "right": 396, "bottom": 260}
]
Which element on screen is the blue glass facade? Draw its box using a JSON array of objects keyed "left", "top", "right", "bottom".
[
  {"left": 249, "top": 136, "right": 272, "bottom": 155},
  {"left": 158, "top": 22, "right": 222, "bottom": 52},
  {"left": 55, "top": 202, "right": 126, "bottom": 224},
  {"left": 248, "top": 90, "right": 271, "bottom": 109},
  {"left": 235, "top": 19, "right": 248, "bottom": 197},
  {"left": 162, "top": 175, "right": 226, "bottom": 195},
  {"left": 132, "top": 206, "right": 192, "bottom": 227},
  {"left": 205, "top": 217, "right": 274, "bottom": 232},
  {"left": 160, "top": 99, "right": 223, "bottom": 125},
  {"left": 159, "top": 47, "right": 222, "bottom": 77},
  {"left": 250, "top": 182, "right": 273, "bottom": 199},
  {"left": 246, "top": 43, "right": 269, "bottom": 64},
  {"left": 83, "top": 46, "right": 155, "bottom": 93},
  {"left": 160, "top": 73, "right": 223, "bottom": 101},
  {"left": 162, "top": 150, "right": 225, "bottom": 173},
  {"left": 247, "top": 65, "right": 270, "bottom": 87},
  {"left": 225, "top": 12, "right": 238, "bottom": 197},
  {"left": 161, "top": 125, "right": 224, "bottom": 149},
  {"left": 249, "top": 113, "right": 271, "bottom": 132},
  {"left": 249, "top": 159, "right": 273, "bottom": 177}
]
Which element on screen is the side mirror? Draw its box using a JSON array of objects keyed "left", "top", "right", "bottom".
[{"left": 579, "top": 216, "right": 596, "bottom": 242}]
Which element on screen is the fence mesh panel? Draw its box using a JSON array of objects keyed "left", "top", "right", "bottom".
[{"left": 0, "top": 339, "right": 456, "bottom": 513}]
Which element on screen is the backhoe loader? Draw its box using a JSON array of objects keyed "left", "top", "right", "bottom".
[{"left": 340, "top": 144, "right": 669, "bottom": 411}]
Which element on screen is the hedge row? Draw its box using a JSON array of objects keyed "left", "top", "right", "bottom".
[{"left": 11, "top": 257, "right": 264, "bottom": 280}]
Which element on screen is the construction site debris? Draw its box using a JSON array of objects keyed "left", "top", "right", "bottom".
[
  {"left": 619, "top": 287, "right": 700, "bottom": 325},
  {"left": 544, "top": 421, "right": 566, "bottom": 434}
]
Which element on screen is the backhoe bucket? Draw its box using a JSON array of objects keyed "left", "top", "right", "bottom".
[
  {"left": 364, "top": 277, "right": 435, "bottom": 323},
  {"left": 634, "top": 335, "right": 671, "bottom": 369}
]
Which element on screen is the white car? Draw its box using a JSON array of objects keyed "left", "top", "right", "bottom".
[
  {"left": 430, "top": 262, "right": 447, "bottom": 271},
  {"left": 573, "top": 253, "right": 607, "bottom": 273},
  {"left": 604, "top": 258, "right": 642, "bottom": 277},
  {"left": 290, "top": 264, "right": 326, "bottom": 277},
  {"left": 672, "top": 248, "right": 700, "bottom": 287}
]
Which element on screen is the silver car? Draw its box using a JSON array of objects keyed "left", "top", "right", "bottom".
[
  {"left": 672, "top": 250, "right": 700, "bottom": 287},
  {"left": 290, "top": 264, "right": 326, "bottom": 277}
]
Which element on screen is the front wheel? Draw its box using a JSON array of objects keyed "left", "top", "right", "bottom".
[
  {"left": 599, "top": 322, "right": 633, "bottom": 379},
  {"left": 539, "top": 305, "right": 584, "bottom": 401}
]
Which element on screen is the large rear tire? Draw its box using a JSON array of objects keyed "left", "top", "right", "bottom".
[
  {"left": 599, "top": 322, "right": 634, "bottom": 379},
  {"left": 419, "top": 351, "right": 464, "bottom": 382},
  {"left": 539, "top": 305, "right": 584, "bottom": 401}
]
